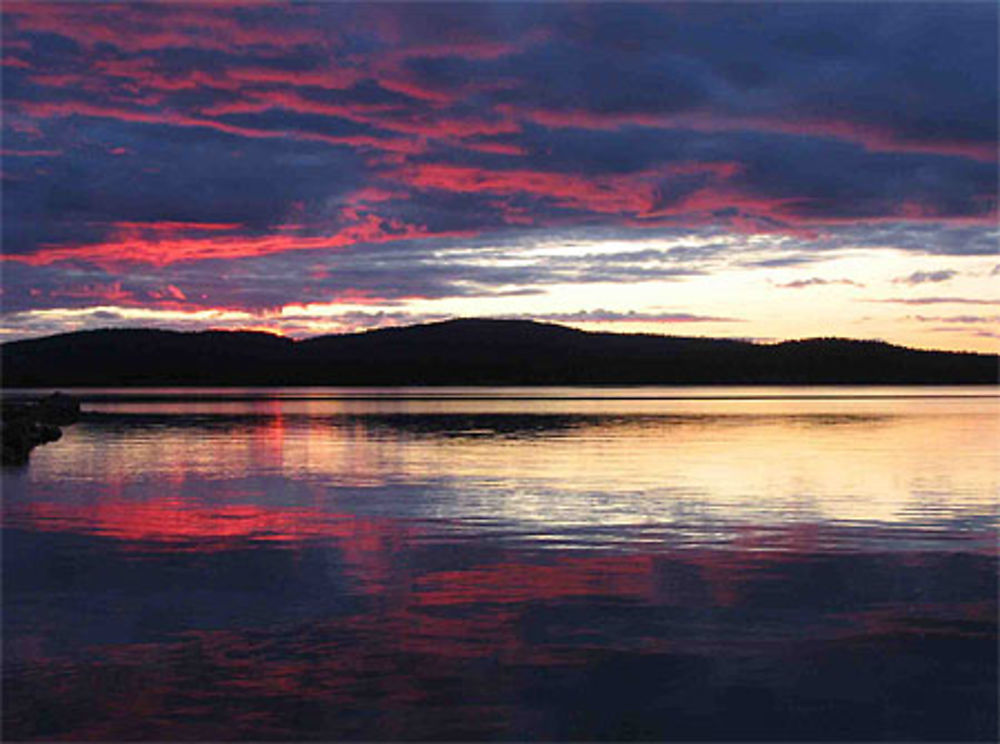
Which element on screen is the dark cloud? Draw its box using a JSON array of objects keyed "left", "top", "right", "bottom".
[
  {"left": 774, "top": 278, "right": 863, "bottom": 290},
  {"left": 2, "top": 117, "right": 366, "bottom": 257},
  {"left": 927, "top": 326, "right": 1000, "bottom": 340},
  {"left": 402, "top": 3, "right": 997, "bottom": 153},
  {"left": 746, "top": 254, "right": 822, "bottom": 269},
  {"left": 811, "top": 224, "right": 998, "bottom": 257},
  {"left": 506, "top": 309, "right": 740, "bottom": 324},
  {"left": 874, "top": 297, "right": 1000, "bottom": 306},
  {"left": 893, "top": 270, "right": 958, "bottom": 285},
  {"left": 912, "top": 314, "right": 1000, "bottom": 325}
]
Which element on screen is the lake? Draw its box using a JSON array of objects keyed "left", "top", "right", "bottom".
[{"left": 2, "top": 387, "right": 997, "bottom": 740}]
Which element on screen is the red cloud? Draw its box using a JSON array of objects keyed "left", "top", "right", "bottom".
[
  {"left": 1, "top": 55, "right": 31, "bottom": 69},
  {"left": 395, "top": 163, "right": 658, "bottom": 214},
  {"left": 151, "top": 285, "right": 187, "bottom": 301},
  {"left": 459, "top": 141, "right": 526, "bottom": 156},
  {"left": 393, "top": 161, "right": 743, "bottom": 217},
  {"left": 4, "top": 215, "right": 476, "bottom": 268},
  {"left": 109, "top": 220, "right": 244, "bottom": 232}
]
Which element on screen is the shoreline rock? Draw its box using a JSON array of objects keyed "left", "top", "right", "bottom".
[{"left": 1, "top": 392, "right": 81, "bottom": 466}]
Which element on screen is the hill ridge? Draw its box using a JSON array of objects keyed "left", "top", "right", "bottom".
[{"left": 1, "top": 319, "right": 996, "bottom": 386}]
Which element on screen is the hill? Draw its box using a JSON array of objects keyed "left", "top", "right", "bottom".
[{"left": 1, "top": 319, "right": 996, "bottom": 386}]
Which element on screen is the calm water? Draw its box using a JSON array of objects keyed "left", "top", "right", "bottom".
[{"left": 2, "top": 387, "right": 997, "bottom": 741}]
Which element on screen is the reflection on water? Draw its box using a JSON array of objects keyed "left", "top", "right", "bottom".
[{"left": 3, "top": 387, "right": 997, "bottom": 740}]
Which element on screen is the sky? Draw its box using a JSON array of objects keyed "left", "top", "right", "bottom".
[{"left": 1, "top": 1, "right": 997, "bottom": 352}]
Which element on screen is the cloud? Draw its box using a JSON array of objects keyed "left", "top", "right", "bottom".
[
  {"left": 893, "top": 270, "right": 958, "bottom": 285},
  {"left": 926, "top": 326, "right": 1000, "bottom": 340},
  {"left": 873, "top": 297, "right": 1000, "bottom": 306},
  {"left": 773, "top": 277, "right": 863, "bottom": 289},
  {"left": 0, "top": 305, "right": 263, "bottom": 343},
  {"left": 3, "top": 219, "right": 476, "bottom": 268},
  {"left": 912, "top": 314, "right": 1000, "bottom": 324},
  {"left": 811, "top": 224, "right": 998, "bottom": 257},
  {"left": 406, "top": 3, "right": 998, "bottom": 159},
  {"left": 507, "top": 309, "right": 741, "bottom": 324},
  {"left": 0, "top": 304, "right": 741, "bottom": 344},
  {"left": 1, "top": 1, "right": 997, "bottom": 341}
]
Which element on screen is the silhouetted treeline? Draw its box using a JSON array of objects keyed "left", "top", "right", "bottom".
[{"left": 1, "top": 319, "right": 996, "bottom": 386}]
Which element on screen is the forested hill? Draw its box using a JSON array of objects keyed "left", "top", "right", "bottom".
[{"left": 1, "top": 319, "right": 996, "bottom": 386}]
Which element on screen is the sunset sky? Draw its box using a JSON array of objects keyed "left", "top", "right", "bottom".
[{"left": 1, "top": 1, "right": 997, "bottom": 351}]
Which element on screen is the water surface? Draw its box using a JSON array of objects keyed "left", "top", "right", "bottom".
[{"left": 3, "top": 387, "right": 997, "bottom": 740}]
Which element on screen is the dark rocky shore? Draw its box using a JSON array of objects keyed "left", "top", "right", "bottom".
[{"left": 1, "top": 392, "right": 81, "bottom": 466}]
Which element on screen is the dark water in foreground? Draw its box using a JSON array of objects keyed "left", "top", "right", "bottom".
[{"left": 2, "top": 387, "right": 997, "bottom": 741}]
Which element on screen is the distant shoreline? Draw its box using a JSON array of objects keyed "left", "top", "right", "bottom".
[{"left": 2, "top": 385, "right": 997, "bottom": 406}]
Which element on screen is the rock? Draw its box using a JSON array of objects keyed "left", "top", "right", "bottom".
[
  {"left": 1, "top": 392, "right": 79, "bottom": 466},
  {"left": 35, "top": 392, "right": 81, "bottom": 425},
  {"left": 2, "top": 418, "right": 60, "bottom": 465}
]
